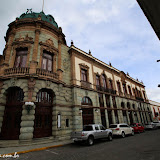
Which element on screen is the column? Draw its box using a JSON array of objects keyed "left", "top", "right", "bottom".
[
  {"left": 110, "top": 96, "right": 116, "bottom": 124},
  {"left": 57, "top": 37, "right": 63, "bottom": 81},
  {"left": 19, "top": 104, "right": 35, "bottom": 140}
]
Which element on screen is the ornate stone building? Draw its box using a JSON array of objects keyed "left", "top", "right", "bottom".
[{"left": 0, "top": 10, "right": 152, "bottom": 142}]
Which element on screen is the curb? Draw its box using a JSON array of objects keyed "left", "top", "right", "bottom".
[{"left": 6, "top": 144, "right": 63, "bottom": 156}]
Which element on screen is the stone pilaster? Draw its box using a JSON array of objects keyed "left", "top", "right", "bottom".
[
  {"left": 29, "top": 26, "right": 40, "bottom": 74},
  {"left": 19, "top": 104, "right": 35, "bottom": 140},
  {"left": 105, "top": 110, "right": 109, "bottom": 128},
  {"left": 110, "top": 96, "right": 116, "bottom": 124},
  {"left": 71, "top": 107, "right": 82, "bottom": 132},
  {"left": 58, "top": 38, "right": 63, "bottom": 81},
  {"left": 118, "top": 110, "right": 124, "bottom": 123},
  {"left": 94, "top": 108, "right": 101, "bottom": 124}
]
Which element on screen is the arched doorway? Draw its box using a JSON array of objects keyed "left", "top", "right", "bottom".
[
  {"left": 0, "top": 87, "right": 24, "bottom": 140},
  {"left": 81, "top": 96, "right": 93, "bottom": 125},
  {"left": 121, "top": 102, "right": 128, "bottom": 124},
  {"left": 33, "top": 89, "right": 54, "bottom": 138}
]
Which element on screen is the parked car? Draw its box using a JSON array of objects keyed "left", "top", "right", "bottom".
[
  {"left": 145, "top": 122, "right": 157, "bottom": 130},
  {"left": 152, "top": 121, "right": 160, "bottom": 128},
  {"left": 71, "top": 124, "right": 112, "bottom": 146},
  {"left": 109, "top": 123, "right": 134, "bottom": 138},
  {"left": 131, "top": 123, "right": 145, "bottom": 133}
]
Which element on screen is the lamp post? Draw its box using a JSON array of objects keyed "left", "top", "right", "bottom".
[{"left": 25, "top": 102, "right": 34, "bottom": 114}]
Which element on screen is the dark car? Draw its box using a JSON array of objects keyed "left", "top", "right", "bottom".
[{"left": 131, "top": 123, "right": 145, "bottom": 133}]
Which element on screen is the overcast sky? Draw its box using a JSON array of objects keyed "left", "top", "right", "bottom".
[{"left": 0, "top": 0, "right": 160, "bottom": 102}]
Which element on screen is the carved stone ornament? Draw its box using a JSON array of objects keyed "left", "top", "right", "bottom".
[
  {"left": 14, "top": 34, "right": 33, "bottom": 42},
  {"left": 79, "top": 63, "right": 89, "bottom": 70},
  {"left": 46, "top": 80, "right": 52, "bottom": 87},
  {"left": 10, "top": 78, "right": 17, "bottom": 86}
]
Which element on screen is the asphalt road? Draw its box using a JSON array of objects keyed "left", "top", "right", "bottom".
[{"left": 15, "top": 129, "right": 160, "bottom": 160}]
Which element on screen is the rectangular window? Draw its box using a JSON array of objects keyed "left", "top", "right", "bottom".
[
  {"left": 105, "top": 95, "right": 110, "bottom": 108},
  {"left": 128, "top": 86, "right": 132, "bottom": 95},
  {"left": 14, "top": 48, "right": 28, "bottom": 68},
  {"left": 102, "top": 75, "right": 107, "bottom": 88},
  {"left": 66, "top": 119, "right": 69, "bottom": 127},
  {"left": 99, "top": 93, "right": 104, "bottom": 107},
  {"left": 117, "top": 82, "right": 121, "bottom": 93},
  {"left": 112, "top": 96, "right": 117, "bottom": 108},
  {"left": 42, "top": 51, "right": 53, "bottom": 71},
  {"left": 122, "top": 84, "right": 127, "bottom": 94},
  {"left": 96, "top": 75, "right": 100, "bottom": 86},
  {"left": 81, "top": 69, "right": 87, "bottom": 81},
  {"left": 109, "top": 80, "right": 113, "bottom": 89}
]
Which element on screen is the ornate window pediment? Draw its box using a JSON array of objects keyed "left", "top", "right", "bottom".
[
  {"left": 79, "top": 63, "right": 89, "bottom": 70},
  {"left": 39, "top": 39, "right": 58, "bottom": 54},
  {"left": 12, "top": 34, "right": 34, "bottom": 45}
]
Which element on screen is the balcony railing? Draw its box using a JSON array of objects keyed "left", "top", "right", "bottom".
[
  {"left": 81, "top": 80, "right": 91, "bottom": 89},
  {"left": 36, "top": 68, "right": 59, "bottom": 80},
  {"left": 96, "top": 86, "right": 116, "bottom": 94},
  {"left": 4, "top": 67, "right": 29, "bottom": 75}
]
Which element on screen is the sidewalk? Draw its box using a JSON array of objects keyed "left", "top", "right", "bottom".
[{"left": 0, "top": 139, "right": 72, "bottom": 155}]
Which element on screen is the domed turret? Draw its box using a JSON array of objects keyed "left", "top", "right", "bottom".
[{"left": 19, "top": 9, "right": 58, "bottom": 28}]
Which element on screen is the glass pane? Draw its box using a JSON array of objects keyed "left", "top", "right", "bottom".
[
  {"left": 48, "top": 59, "right": 52, "bottom": 71},
  {"left": 42, "top": 58, "right": 47, "bottom": 70},
  {"left": 21, "top": 55, "right": 27, "bottom": 67},
  {"left": 14, "top": 56, "right": 21, "bottom": 68}
]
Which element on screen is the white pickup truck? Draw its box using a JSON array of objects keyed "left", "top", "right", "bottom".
[{"left": 71, "top": 124, "right": 113, "bottom": 146}]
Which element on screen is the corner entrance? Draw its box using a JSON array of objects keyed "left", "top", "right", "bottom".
[{"left": 33, "top": 89, "right": 53, "bottom": 138}]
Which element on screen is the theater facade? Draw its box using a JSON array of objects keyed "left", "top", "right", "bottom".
[{"left": 0, "top": 10, "right": 152, "bottom": 141}]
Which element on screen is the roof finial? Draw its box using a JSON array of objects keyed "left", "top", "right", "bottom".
[
  {"left": 71, "top": 40, "right": 74, "bottom": 46},
  {"left": 109, "top": 61, "right": 112, "bottom": 67},
  {"left": 42, "top": 0, "right": 44, "bottom": 12},
  {"left": 89, "top": 50, "right": 92, "bottom": 56}
]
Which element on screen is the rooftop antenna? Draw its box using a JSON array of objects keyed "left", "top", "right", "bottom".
[{"left": 42, "top": 0, "right": 44, "bottom": 12}]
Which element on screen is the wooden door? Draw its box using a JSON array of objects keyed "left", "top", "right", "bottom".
[
  {"left": 0, "top": 87, "right": 23, "bottom": 140},
  {"left": 33, "top": 104, "right": 52, "bottom": 138},
  {"left": 0, "top": 105, "right": 22, "bottom": 140},
  {"left": 82, "top": 108, "right": 93, "bottom": 125}
]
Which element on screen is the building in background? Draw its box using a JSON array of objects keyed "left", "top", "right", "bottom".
[
  {"left": 149, "top": 100, "right": 160, "bottom": 121},
  {"left": 0, "top": 10, "right": 152, "bottom": 143}
]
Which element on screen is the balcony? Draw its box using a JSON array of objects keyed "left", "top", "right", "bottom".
[
  {"left": 36, "top": 68, "right": 59, "bottom": 80},
  {"left": 96, "top": 86, "right": 116, "bottom": 94},
  {"left": 81, "top": 80, "right": 91, "bottom": 89},
  {"left": 4, "top": 67, "right": 29, "bottom": 76}
]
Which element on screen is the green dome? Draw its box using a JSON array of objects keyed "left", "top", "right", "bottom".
[{"left": 19, "top": 11, "right": 58, "bottom": 28}]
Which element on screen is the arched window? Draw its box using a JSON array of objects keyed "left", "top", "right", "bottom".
[
  {"left": 121, "top": 102, "right": 125, "bottom": 109},
  {"left": 36, "top": 88, "right": 53, "bottom": 104},
  {"left": 127, "top": 102, "right": 130, "bottom": 109},
  {"left": 132, "top": 104, "right": 135, "bottom": 110},
  {"left": 81, "top": 96, "right": 92, "bottom": 105}
]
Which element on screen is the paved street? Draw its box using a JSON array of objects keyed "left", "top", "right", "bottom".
[{"left": 14, "top": 129, "right": 160, "bottom": 160}]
